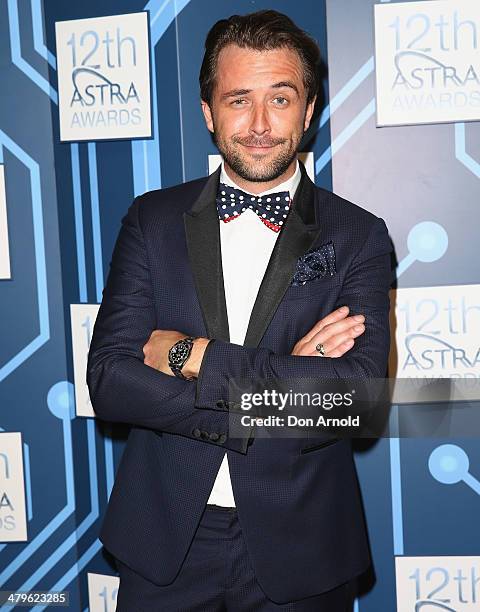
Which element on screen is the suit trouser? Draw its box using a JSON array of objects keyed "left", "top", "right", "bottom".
[{"left": 115, "top": 504, "right": 355, "bottom": 611}]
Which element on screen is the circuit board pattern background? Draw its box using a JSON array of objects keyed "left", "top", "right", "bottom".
[
  {"left": 0, "top": 0, "right": 478, "bottom": 611},
  {"left": 0, "top": 1, "right": 331, "bottom": 610}
]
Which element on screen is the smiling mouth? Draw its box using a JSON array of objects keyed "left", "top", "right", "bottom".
[{"left": 242, "top": 143, "right": 278, "bottom": 152}]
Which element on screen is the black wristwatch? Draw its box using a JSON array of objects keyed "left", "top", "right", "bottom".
[{"left": 168, "top": 336, "right": 197, "bottom": 380}]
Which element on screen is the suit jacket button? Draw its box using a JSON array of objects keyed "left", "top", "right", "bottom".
[
  {"left": 216, "top": 400, "right": 225, "bottom": 409},
  {"left": 193, "top": 428, "right": 201, "bottom": 438},
  {"left": 218, "top": 434, "right": 227, "bottom": 444},
  {"left": 200, "top": 430, "right": 209, "bottom": 440},
  {"left": 209, "top": 432, "right": 219, "bottom": 441}
]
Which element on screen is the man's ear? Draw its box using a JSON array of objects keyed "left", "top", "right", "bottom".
[
  {"left": 201, "top": 100, "right": 214, "bottom": 133},
  {"left": 303, "top": 95, "right": 317, "bottom": 132}
]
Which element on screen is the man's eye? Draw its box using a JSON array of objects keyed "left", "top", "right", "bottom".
[
  {"left": 231, "top": 99, "right": 247, "bottom": 106},
  {"left": 273, "top": 96, "right": 288, "bottom": 106}
]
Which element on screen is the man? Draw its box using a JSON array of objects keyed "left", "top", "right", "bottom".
[{"left": 87, "top": 9, "right": 392, "bottom": 611}]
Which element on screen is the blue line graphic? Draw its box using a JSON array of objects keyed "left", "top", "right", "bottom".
[
  {"left": 132, "top": 0, "right": 192, "bottom": 196},
  {"left": 25, "top": 418, "right": 99, "bottom": 599},
  {"left": 104, "top": 425, "right": 115, "bottom": 500},
  {"left": 87, "top": 144, "right": 104, "bottom": 303},
  {"left": 174, "top": 2, "right": 186, "bottom": 182},
  {"left": 7, "top": 0, "right": 57, "bottom": 103},
  {"left": 35, "top": 538, "right": 103, "bottom": 612},
  {"left": 389, "top": 222, "right": 449, "bottom": 559},
  {"left": 71, "top": 144, "right": 88, "bottom": 303},
  {"left": 389, "top": 407, "right": 404, "bottom": 556},
  {"left": 455, "top": 122, "right": 480, "bottom": 179},
  {"left": 319, "top": 57, "right": 374, "bottom": 128},
  {"left": 131, "top": 43, "right": 161, "bottom": 195},
  {"left": 429, "top": 444, "right": 480, "bottom": 496},
  {"left": 316, "top": 98, "right": 376, "bottom": 174},
  {"left": 0, "top": 383, "right": 75, "bottom": 586},
  {"left": 0, "top": 129, "right": 50, "bottom": 383},
  {"left": 23, "top": 442, "right": 33, "bottom": 521},
  {"left": 397, "top": 221, "right": 448, "bottom": 276},
  {"left": 30, "top": 0, "right": 56, "bottom": 69}
]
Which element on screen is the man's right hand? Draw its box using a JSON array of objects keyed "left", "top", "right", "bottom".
[{"left": 291, "top": 306, "right": 365, "bottom": 358}]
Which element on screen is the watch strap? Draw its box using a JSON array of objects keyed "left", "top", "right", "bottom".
[{"left": 168, "top": 336, "right": 197, "bottom": 380}]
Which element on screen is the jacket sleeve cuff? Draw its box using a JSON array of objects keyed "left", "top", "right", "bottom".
[
  {"left": 194, "top": 338, "right": 262, "bottom": 411},
  {"left": 195, "top": 339, "right": 256, "bottom": 451}
]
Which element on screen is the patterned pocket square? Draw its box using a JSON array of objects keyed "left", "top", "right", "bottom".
[{"left": 291, "top": 241, "right": 336, "bottom": 286}]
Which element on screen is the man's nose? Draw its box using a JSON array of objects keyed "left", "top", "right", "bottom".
[{"left": 248, "top": 104, "right": 271, "bottom": 136}]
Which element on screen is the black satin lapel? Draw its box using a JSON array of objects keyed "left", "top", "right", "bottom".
[
  {"left": 183, "top": 166, "right": 230, "bottom": 342},
  {"left": 243, "top": 165, "right": 322, "bottom": 348}
]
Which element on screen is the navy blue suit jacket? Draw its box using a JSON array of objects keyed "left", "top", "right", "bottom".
[{"left": 87, "top": 161, "right": 393, "bottom": 604}]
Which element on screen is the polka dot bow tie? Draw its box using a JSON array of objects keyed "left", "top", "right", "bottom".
[{"left": 216, "top": 183, "right": 292, "bottom": 233}]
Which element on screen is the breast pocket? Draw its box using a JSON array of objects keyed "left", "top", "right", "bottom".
[
  {"left": 283, "top": 273, "right": 342, "bottom": 301},
  {"left": 300, "top": 437, "right": 342, "bottom": 454}
]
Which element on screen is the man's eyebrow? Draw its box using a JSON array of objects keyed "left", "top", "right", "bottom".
[
  {"left": 221, "top": 88, "right": 252, "bottom": 99},
  {"left": 271, "top": 81, "right": 299, "bottom": 94},
  {"left": 220, "top": 81, "right": 299, "bottom": 99}
]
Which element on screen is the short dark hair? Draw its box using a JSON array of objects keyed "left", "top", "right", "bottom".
[{"left": 199, "top": 10, "right": 321, "bottom": 106}]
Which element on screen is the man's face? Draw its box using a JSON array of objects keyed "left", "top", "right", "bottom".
[{"left": 201, "top": 44, "right": 316, "bottom": 183}]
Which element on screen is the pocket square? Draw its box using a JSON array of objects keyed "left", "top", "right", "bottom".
[{"left": 291, "top": 241, "right": 336, "bottom": 286}]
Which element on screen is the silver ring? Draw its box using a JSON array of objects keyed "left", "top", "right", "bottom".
[{"left": 315, "top": 343, "right": 326, "bottom": 356}]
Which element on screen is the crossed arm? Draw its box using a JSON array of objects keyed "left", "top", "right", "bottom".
[
  {"left": 143, "top": 306, "right": 367, "bottom": 379},
  {"left": 86, "top": 196, "right": 393, "bottom": 454}
]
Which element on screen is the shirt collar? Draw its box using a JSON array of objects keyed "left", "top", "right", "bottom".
[{"left": 219, "top": 159, "right": 301, "bottom": 200}]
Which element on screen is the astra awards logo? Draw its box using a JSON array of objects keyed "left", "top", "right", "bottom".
[
  {"left": 0, "top": 432, "right": 27, "bottom": 542},
  {"left": 390, "top": 284, "right": 480, "bottom": 401},
  {"left": 374, "top": 0, "right": 480, "bottom": 126},
  {"left": 87, "top": 572, "right": 119, "bottom": 612},
  {"left": 55, "top": 12, "right": 152, "bottom": 142},
  {"left": 70, "top": 303, "right": 100, "bottom": 418},
  {"left": 396, "top": 556, "right": 480, "bottom": 611},
  {"left": 391, "top": 284, "right": 480, "bottom": 377}
]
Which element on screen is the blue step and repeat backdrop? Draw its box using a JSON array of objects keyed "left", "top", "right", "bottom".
[{"left": 0, "top": 0, "right": 478, "bottom": 610}]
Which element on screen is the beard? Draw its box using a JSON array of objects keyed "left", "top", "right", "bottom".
[{"left": 213, "top": 131, "right": 301, "bottom": 183}]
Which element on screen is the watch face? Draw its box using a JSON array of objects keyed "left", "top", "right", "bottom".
[{"left": 169, "top": 340, "right": 190, "bottom": 366}]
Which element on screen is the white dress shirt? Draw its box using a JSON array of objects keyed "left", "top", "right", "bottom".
[{"left": 207, "top": 160, "right": 302, "bottom": 507}]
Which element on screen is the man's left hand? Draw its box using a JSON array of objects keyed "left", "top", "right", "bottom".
[{"left": 143, "top": 330, "right": 210, "bottom": 378}]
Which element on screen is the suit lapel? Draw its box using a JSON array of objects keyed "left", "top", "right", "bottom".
[
  {"left": 183, "top": 166, "right": 230, "bottom": 342},
  {"left": 243, "top": 163, "right": 322, "bottom": 347},
  {"left": 183, "top": 162, "right": 323, "bottom": 348}
]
